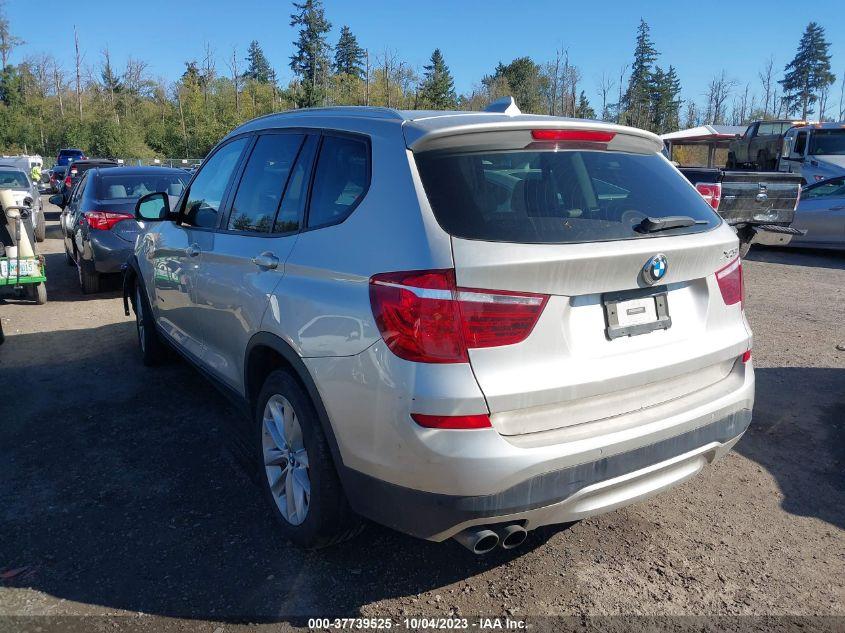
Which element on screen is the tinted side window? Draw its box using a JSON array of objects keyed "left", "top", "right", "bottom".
[
  {"left": 274, "top": 135, "right": 318, "bottom": 234},
  {"left": 228, "top": 133, "right": 304, "bottom": 233},
  {"left": 183, "top": 137, "right": 249, "bottom": 228},
  {"left": 307, "top": 135, "right": 369, "bottom": 229},
  {"left": 794, "top": 132, "right": 807, "bottom": 155}
]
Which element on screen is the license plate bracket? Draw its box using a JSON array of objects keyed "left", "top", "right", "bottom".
[{"left": 603, "top": 285, "right": 671, "bottom": 340}]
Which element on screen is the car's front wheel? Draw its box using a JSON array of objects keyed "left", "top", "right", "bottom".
[{"left": 256, "top": 370, "right": 362, "bottom": 548}]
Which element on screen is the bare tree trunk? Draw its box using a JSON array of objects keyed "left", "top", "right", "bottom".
[
  {"left": 229, "top": 47, "right": 240, "bottom": 116},
  {"left": 365, "top": 50, "right": 370, "bottom": 106},
  {"left": 53, "top": 61, "right": 65, "bottom": 118},
  {"left": 616, "top": 64, "right": 627, "bottom": 124},
  {"left": 758, "top": 56, "right": 774, "bottom": 117},
  {"left": 74, "top": 26, "right": 83, "bottom": 121},
  {"left": 177, "top": 89, "right": 188, "bottom": 158}
]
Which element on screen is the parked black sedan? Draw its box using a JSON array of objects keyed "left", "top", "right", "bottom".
[{"left": 51, "top": 166, "right": 188, "bottom": 293}]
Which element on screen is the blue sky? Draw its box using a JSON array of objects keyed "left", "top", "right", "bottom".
[{"left": 5, "top": 0, "right": 845, "bottom": 113}]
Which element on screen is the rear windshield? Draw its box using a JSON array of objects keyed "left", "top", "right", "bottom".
[
  {"left": 0, "top": 170, "right": 30, "bottom": 188},
  {"left": 809, "top": 129, "right": 845, "bottom": 156},
  {"left": 97, "top": 173, "right": 188, "bottom": 200},
  {"left": 415, "top": 149, "right": 720, "bottom": 244}
]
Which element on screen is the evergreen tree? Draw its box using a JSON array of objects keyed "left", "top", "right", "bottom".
[
  {"left": 334, "top": 25, "right": 365, "bottom": 78},
  {"left": 244, "top": 40, "right": 275, "bottom": 84},
  {"left": 779, "top": 22, "right": 835, "bottom": 119},
  {"left": 574, "top": 91, "right": 595, "bottom": 119},
  {"left": 649, "top": 65, "right": 682, "bottom": 133},
  {"left": 483, "top": 57, "right": 546, "bottom": 114},
  {"left": 418, "top": 48, "right": 456, "bottom": 109},
  {"left": 289, "top": 0, "right": 332, "bottom": 107},
  {"left": 622, "top": 19, "right": 658, "bottom": 129}
]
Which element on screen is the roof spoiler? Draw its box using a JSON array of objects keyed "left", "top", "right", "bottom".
[{"left": 484, "top": 96, "right": 521, "bottom": 116}]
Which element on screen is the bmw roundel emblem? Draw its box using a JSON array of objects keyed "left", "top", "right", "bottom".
[{"left": 642, "top": 254, "right": 668, "bottom": 285}]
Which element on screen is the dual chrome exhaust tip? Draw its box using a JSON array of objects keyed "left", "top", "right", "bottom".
[{"left": 453, "top": 524, "right": 528, "bottom": 554}]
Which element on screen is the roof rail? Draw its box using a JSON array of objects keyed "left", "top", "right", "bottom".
[{"left": 484, "top": 96, "right": 521, "bottom": 116}]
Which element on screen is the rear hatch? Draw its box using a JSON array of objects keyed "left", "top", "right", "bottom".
[{"left": 410, "top": 125, "right": 750, "bottom": 437}]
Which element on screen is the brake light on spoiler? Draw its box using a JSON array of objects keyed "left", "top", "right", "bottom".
[{"left": 531, "top": 129, "right": 616, "bottom": 143}]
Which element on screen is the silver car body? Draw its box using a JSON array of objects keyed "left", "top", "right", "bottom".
[
  {"left": 782, "top": 175, "right": 845, "bottom": 249},
  {"left": 134, "top": 107, "right": 754, "bottom": 541},
  {"left": 778, "top": 123, "right": 845, "bottom": 184}
]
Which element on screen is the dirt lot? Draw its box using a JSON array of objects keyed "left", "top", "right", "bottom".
[{"left": 1, "top": 198, "right": 843, "bottom": 631}]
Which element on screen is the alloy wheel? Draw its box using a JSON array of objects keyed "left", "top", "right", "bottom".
[{"left": 262, "top": 394, "right": 311, "bottom": 526}]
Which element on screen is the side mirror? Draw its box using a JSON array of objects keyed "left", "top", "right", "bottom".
[
  {"left": 49, "top": 194, "right": 65, "bottom": 209},
  {"left": 135, "top": 191, "right": 171, "bottom": 221}
]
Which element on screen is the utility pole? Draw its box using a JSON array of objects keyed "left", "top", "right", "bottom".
[{"left": 74, "top": 26, "right": 82, "bottom": 121}]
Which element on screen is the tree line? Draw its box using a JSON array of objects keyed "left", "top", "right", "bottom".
[{"left": 0, "top": 0, "right": 840, "bottom": 160}]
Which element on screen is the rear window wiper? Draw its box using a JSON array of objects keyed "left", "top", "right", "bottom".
[{"left": 635, "top": 216, "right": 709, "bottom": 233}]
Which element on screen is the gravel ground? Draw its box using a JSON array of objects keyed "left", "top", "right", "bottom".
[{"left": 0, "top": 198, "right": 843, "bottom": 631}]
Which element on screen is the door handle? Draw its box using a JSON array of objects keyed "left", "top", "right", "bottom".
[
  {"left": 185, "top": 244, "right": 201, "bottom": 257},
  {"left": 252, "top": 251, "right": 279, "bottom": 270}
]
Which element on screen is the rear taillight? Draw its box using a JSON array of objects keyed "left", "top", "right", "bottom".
[
  {"left": 741, "top": 350, "right": 752, "bottom": 363},
  {"left": 411, "top": 413, "right": 492, "bottom": 429},
  {"left": 64, "top": 175, "right": 72, "bottom": 188},
  {"left": 715, "top": 257, "right": 743, "bottom": 308},
  {"left": 84, "top": 211, "right": 134, "bottom": 231},
  {"left": 695, "top": 182, "right": 722, "bottom": 210},
  {"left": 369, "top": 269, "right": 549, "bottom": 363}
]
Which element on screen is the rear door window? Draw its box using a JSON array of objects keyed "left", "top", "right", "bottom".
[
  {"left": 307, "top": 135, "right": 370, "bottom": 229},
  {"left": 415, "top": 149, "right": 720, "bottom": 244},
  {"left": 227, "top": 133, "right": 304, "bottom": 233}
]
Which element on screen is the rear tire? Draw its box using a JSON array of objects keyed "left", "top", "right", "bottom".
[
  {"left": 739, "top": 241, "right": 752, "bottom": 258},
  {"left": 35, "top": 215, "right": 46, "bottom": 242},
  {"left": 78, "top": 260, "right": 99, "bottom": 294},
  {"left": 133, "top": 279, "right": 166, "bottom": 366},
  {"left": 256, "top": 369, "right": 362, "bottom": 549}
]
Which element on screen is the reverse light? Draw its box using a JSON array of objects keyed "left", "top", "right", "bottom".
[
  {"left": 411, "top": 413, "right": 492, "bottom": 430},
  {"left": 531, "top": 129, "right": 616, "bottom": 143},
  {"left": 84, "top": 211, "right": 134, "bottom": 231},
  {"left": 695, "top": 182, "right": 722, "bottom": 210},
  {"left": 369, "top": 269, "right": 549, "bottom": 363},
  {"left": 715, "top": 257, "right": 743, "bottom": 307}
]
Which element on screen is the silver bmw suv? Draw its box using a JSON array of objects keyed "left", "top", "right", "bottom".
[{"left": 126, "top": 99, "right": 754, "bottom": 553}]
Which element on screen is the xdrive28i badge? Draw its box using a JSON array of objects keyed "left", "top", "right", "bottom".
[{"left": 642, "top": 254, "right": 668, "bottom": 285}]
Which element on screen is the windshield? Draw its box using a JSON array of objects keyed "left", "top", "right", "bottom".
[
  {"left": 57, "top": 150, "right": 84, "bottom": 166},
  {"left": 97, "top": 173, "right": 188, "bottom": 200},
  {"left": 414, "top": 149, "right": 720, "bottom": 244},
  {"left": 809, "top": 129, "right": 845, "bottom": 156},
  {"left": 0, "top": 170, "right": 30, "bottom": 189}
]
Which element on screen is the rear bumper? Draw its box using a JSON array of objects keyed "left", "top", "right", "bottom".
[
  {"left": 308, "top": 344, "right": 755, "bottom": 540},
  {"left": 88, "top": 232, "right": 134, "bottom": 274},
  {"left": 343, "top": 409, "right": 750, "bottom": 540}
]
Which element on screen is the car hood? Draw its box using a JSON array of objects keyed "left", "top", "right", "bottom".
[{"left": 813, "top": 155, "right": 845, "bottom": 171}]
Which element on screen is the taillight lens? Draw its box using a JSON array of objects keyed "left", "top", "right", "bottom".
[
  {"left": 695, "top": 182, "right": 722, "bottom": 210},
  {"left": 411, "top": 413, "right": 492, "bottom": 429},
  {"left": 531, "top": 129, "right": 616, "bottom": 142},
  {"left": 715, "top": 257, "right": 743, "bottom": 307},
  {"left": 64, "top": 175, "right": 72, "bottom": 188},
  {"left": 740, "top": 350, "right": 752, "bottom": 363},
  {"left": 369, "top": 269, "right": 549, "bottom": 363},
  {"left": 84, "top": 211, "right": 134, "bottom": 231}
]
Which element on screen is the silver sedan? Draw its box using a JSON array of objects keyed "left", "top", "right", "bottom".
[{"left": 786, "top": 176, "right": 845, "bottom": 249}]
